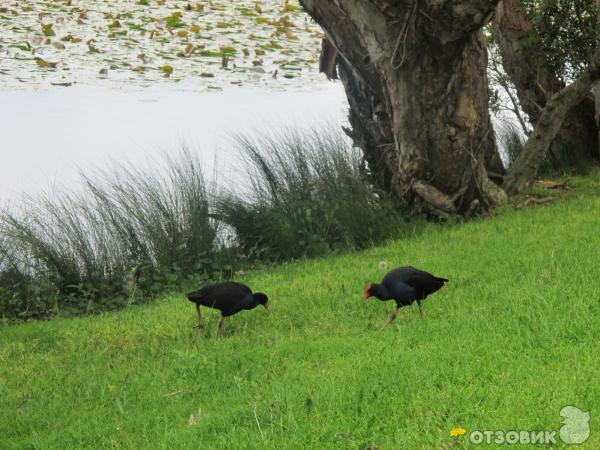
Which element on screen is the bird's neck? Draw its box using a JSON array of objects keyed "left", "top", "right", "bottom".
[
  {"left": 245, "top": 293, "right": 258, "bottom": 308},
  {"left": 372, "top": 284, "right": 392, "bottom": 300}
]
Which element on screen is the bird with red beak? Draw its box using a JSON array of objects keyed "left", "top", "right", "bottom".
[{"left": 363, "top": 266, "right": 448, "bottom": 327}]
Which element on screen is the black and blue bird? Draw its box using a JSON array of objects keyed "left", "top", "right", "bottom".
[
  {"left": 186, "top": 282, "right": 269, "bottom": 335},
  {"left": 363, "top": 266, "right": 448, "bottom": 327}
]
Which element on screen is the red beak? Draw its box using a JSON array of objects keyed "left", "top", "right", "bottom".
[{"left": 363, "top": 286, "right": 371, "bottom": 300}]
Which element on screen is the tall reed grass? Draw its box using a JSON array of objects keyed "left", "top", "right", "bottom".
[
  {"left": 216, "top": 127, "right": 407, "bottom": 261},
  {"left": 0, "top": 149, "right": 228, "bottom": 320},
  {"left": 498, "top": 122, "right": 526, "bottom": 167}
]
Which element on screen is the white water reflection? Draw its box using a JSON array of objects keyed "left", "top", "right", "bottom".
[{"left": 0, "top": 81, "right": 348, "bottom": 205}]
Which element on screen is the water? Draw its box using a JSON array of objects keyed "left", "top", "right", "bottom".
[
  {"left": 0, "top": 0, "right": 323, "bottom": 90},
  {"left": 0, "top": 81, "right": 349, "bottom": 206},
  {"left": 0, "top": 0, "right": 342, "bottom": 207}
]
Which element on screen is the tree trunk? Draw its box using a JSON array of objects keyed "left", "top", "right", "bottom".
[
  {"left": 492, "top": 0, "right": 599, "bottom": 170},
  {"left": 319, "top": 37, "right": 338, "bottom": 80},
  {"left": 503, "top": 62, "right": 600, "bottom": 195},
  {"left": 596, "top": 84, "right": 600, "bottom": 151},
  {"left": 302, "top": 0, "right": 507, "bottom": 217}
]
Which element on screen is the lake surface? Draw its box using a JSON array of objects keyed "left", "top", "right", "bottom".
[
  {"left": 0, "top": 0, "right": 342, "bottom": 208},
  {"left": 0, "top": 81, "right": 349, "bottom": 206}
]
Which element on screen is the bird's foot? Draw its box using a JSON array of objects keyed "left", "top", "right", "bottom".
[{"left": 380, "top": 314, "right": 397, "bottom": 330}]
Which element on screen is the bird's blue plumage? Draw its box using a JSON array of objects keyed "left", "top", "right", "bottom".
[
  {"left": 186, "top": 281, "right": 268, "bottom": 317},
  {"left": 367, "top": 266, "right": 447, "bottom": 308},
  {"left": 224, "top": 293, "right": 256, "bottom": 316},
  {"left": 384, "top": 280, "right": 417, "bottom": 305}
]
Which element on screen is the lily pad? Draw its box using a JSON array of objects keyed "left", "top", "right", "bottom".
[
  {"left": 35, "top": 57, "right": 57, "bottom": 68},
  {"left": 41, "top": 23, "right": 55, "bottom": 36},
  {"left": 159, "top": 65, "right": 173, "bottom": 77},
  {"left": 2, "top": 0, "right": 323, "bottom": 90}
]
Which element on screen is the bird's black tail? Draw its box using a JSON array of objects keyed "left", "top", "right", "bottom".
[{"left": 436, "top": 277, "right": 449, "bottom": 283}]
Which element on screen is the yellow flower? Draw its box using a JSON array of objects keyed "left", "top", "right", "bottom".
[
  {"left": 449, "top": 427, "right": 467, "bottom": 437},
  {"left": 108, "top": 384, "right": 116, "bottom": 392}
]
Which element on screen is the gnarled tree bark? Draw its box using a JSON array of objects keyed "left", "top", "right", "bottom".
[
  {"left": 596, "top": 84, "right": 600, "bottom": 150},
  {"left": 493, "top": 0, "right": 599, "bottom": 169},
  {"left": 301, "top": 0, "right": 507, "bottom": 217}
]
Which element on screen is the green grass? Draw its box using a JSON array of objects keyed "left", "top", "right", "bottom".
[{"left": 1, "top": 174, "right": 599, "bottom": 449}]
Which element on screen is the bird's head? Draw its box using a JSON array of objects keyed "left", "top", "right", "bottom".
[
  {"left": 254, "top": 292, "right": 269, "bottom": 310},
  {"left": 363, "top": 284, "right": 373, "bottom": 300}
]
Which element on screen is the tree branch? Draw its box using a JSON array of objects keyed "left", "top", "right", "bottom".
[
  {"left": 422, "top": 0, "right": 500, "bottom": 43},
  {"left": 503, "top": 60, "right": 600, "bottom": 195}
]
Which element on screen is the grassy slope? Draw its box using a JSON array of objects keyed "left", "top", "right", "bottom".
[{"left": 1, "top": 175, "right": 599, "bottom": 449}]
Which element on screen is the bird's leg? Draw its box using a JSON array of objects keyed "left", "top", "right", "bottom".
[
  {"left": 217, "top": 315, "right": 225, "bottom": 336},
  {"left": 381, "top": 306, "right": 400, "bottom": 329},
  {"left": 417, "top": 300, "right": 425, "bottom": 320},
  {"left": 194, "top": 304, "right": 204, "bottom": 334}
]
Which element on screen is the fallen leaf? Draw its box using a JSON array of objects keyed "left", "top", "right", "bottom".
[
  {"left": 188, "top": 408, "right": 203, "bottom": 426},
  {"left": 536, "top": 180, "right": 570, "bottom": 189}
]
